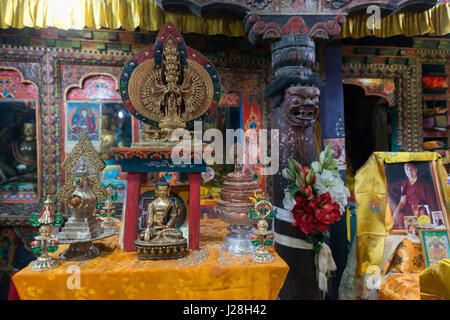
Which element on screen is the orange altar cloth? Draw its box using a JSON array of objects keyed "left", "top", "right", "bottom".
[{"left": 12, "top": 219, "right": 289, "bottom": 300}]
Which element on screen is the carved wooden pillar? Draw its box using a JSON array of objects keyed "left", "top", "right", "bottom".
[
  {"left": 267, "top": 34, "right": 323, "bottom": 300},
  {"left": 245, "top": 14, "right": 345, "bottom": 300},
  {"left": 266, "top": 34, "right": 320, "bottom": 208}
]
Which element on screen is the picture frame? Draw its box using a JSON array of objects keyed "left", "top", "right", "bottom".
[
  {"left": 419, "top": 229, "right": 450, "bottom": 267},
  {"left": 404, "top": 215, "right": 418, "bottom": 236},
  {"left": 384, "top": 160, "right": 449, "bottom": 234},
  {"left": 65, "top": 101, "right": 101, "bottom": 152}
]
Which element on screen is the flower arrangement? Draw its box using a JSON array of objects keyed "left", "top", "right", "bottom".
[{"left": 282, "top": 144, "right": 350, "bottom": 253}]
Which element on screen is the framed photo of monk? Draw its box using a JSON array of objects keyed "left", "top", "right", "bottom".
[{"left": 384, "top": 161, "right": 448, "bottom": 233}]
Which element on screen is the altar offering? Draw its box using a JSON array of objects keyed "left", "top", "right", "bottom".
[
  {"left": 56, "top": 134, "right": 115, "bottom": 260},
  {"left": 135, "top": 177, "right": 188, "bottom": 260}
]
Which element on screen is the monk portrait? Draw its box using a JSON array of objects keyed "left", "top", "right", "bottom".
[{"left": 386, "top": 162, "right": 439, "bottom": 230}]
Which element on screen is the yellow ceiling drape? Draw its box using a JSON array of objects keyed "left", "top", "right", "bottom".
[
  {"left": 340, "top": 2, "right": 450, "bottom": 39},
  {"left": 0, "top": 0, "right": 246, "bottom": 37},
  {"left": 0, "top": 0, "right": 448, "bottom": 39}
]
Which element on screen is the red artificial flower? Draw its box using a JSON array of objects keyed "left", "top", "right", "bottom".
[
  {"left": 314, "top": 219, "right": 329, "bottom": 233},
  {"left": 291, "top": 191, "right": 342, "bottom": 235},
  {"left": 313, "top": 192, "right": 341, "bottom": 225},
  {"left": 300, "top": 166, "right": 316, "bottom": 185},
  {"left": 301, "top": 185, "right": 314, "bottom": 201},
  {"left": 292, "top": 197, "right": 315, "bottom": 234}
]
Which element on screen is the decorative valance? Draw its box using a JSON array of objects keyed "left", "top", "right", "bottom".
[
  {"left": 1, "top": 0, "right": 448, "bottom": 39},
  {"left": 340, "top": 2, "right": 450, "bottom": 39},
  {"left": 0, "top": 0, "right": 246, "bottom": 37}
]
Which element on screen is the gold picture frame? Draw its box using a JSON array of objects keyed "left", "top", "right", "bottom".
[{"left": 384, "top": 160, "right": 449, "bottom": 234}]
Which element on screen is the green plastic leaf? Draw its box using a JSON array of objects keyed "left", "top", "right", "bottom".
[
  {"left": 293, "top": 160, "right": 302, "bottom": 175},
  {"left": 53, "top": 213, "right": 64, "bottom": 227},
  {"left": 296, "top": 172, "right": 305, "bottom": 187},
  {"left": 47, "top": 246, "right": 59, "bottom": 253},
  {"left": 324, "top": 143, "right": 331, "bottom": 158},
  {"left": 251, "top": 240, "right": 260, "bottom": 247},
  {"left": 268, "top": 208, "right": 277, "bottom": 220},
  {"left": 282, "top": 168, "right": 295, "bottom": 182},
  {"left": 264, "top": 240, "right": 273, "bottom": 246},
  {"left": 29, "top": 213, "right": 40, "bottom": 227},
  {"left": 322, "top": 156, "right": 331, "bottom": 169},
  {"left": 330, "top": 158, "right": 338, "bottom": 170},
  {"left": 31, "top": 247, "right": 42, "bottom": 255},
  {"left": 319, "top": 151, "right": 325, "bottom": 164}
]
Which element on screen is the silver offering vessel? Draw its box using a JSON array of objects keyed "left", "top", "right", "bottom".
[{"left": 215, "top": 167, "right": 261, "bottom": 254}]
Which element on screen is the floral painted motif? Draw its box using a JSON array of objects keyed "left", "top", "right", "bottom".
[
  {"left": 368, "top": 200, "right": 381, "bottom": 213},
  {"left": 344, "top": 78, "right": 396, "bottom": 106},
  {"left": 218, "top": 91, "right": 240, "bottom": 106},
  {"left": 0, "top": 70, "right": 37, "bottom": 98},
  {"left": 67, "top": 75, "right": 120, "bottom": 100}
]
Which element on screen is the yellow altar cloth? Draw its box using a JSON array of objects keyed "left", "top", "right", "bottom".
[
  {"left": 354, "top": 152, "right": 450, "bottom": 299},
  {"left": 420, "top": 259, "right": 450, "bottom": 300},
  {"left": 12, "top": 219, "right": 289, "bottom": 300}
]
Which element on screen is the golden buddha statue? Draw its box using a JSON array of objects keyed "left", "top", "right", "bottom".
[
  {"left": 13, "top": 122, "right": 37, "bottom": 182},
  {"left": 135, "top": 177, "right": 187, "bottom": 260},
  {"left": 100, "top": 115, "right": 116, "bottom": 162}
]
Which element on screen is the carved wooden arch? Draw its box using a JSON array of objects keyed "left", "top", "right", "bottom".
[
  {"left": 0, "top": 66, "right": 43, "bottom": 200},
  {"left": 342, "top": 63, "right": 422, "bottom": 152},
  {"left": 63, "top": 72, "right": 120, "bottom": 101},
  {"left": 342, "top": 80, "right": 394, "bottom": 107}
]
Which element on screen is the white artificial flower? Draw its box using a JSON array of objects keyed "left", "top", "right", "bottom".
[
  {"left": 314, "top": 169, "right": 350, "bottom": 213},
  {"left": 282, "top": 188, "right": 296, "bottom": 210},
  {"left": 311, "top": 161, "right": 322, "bottom": 174}
]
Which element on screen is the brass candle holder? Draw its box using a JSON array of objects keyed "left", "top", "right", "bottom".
[
  {"left": 248, "top": 193, "right": 277, "bottom": 263},
  {"left": 29, "top": 195, "right": 63, "bottom": 271}
]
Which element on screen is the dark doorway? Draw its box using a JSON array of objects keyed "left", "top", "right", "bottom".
[{"left": 344, "top": 84, "right": 392, "bottom": 171}]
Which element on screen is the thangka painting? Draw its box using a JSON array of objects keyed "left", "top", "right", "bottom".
[
  {"left": 65, "top": 102, "right": 101, "bottom": 152},
  {"left": 420, "top": 230, "right": 450, "bottom": 267}
]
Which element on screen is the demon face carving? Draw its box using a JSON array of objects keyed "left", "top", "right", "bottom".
[{"left": 282, "top": 85, "right": 320, "bottom": 127}]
